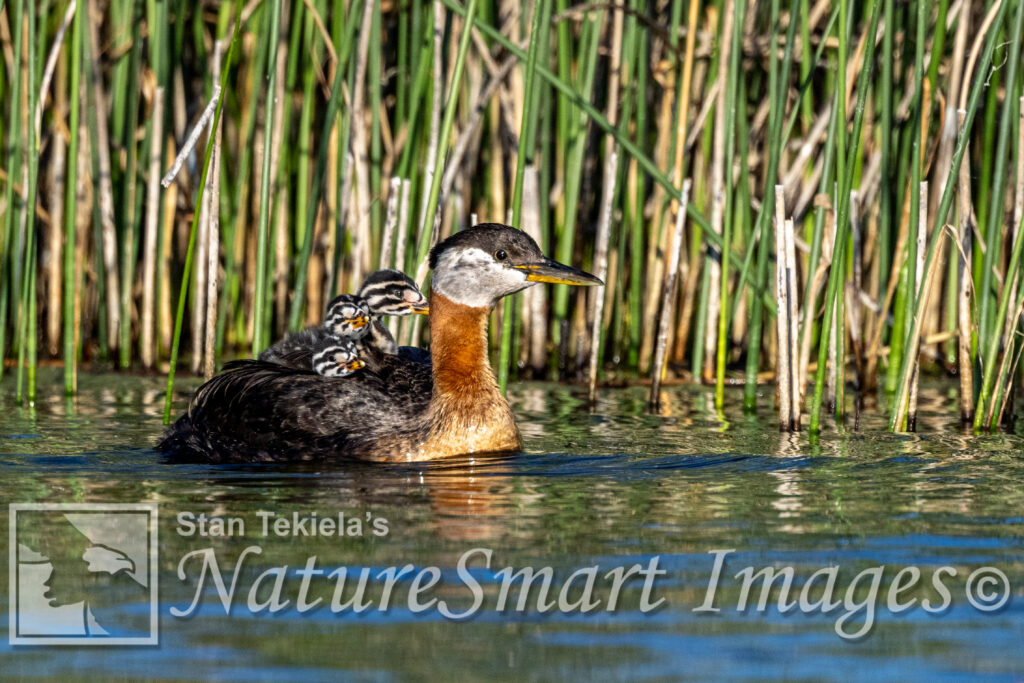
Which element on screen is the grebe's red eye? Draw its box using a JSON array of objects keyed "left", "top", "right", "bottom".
[{"left": 494, "top": 249, "right": 508, "bottom": 261}]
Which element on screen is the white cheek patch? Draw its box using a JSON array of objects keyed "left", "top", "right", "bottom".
[{"left": 431, "top": 247, "right": 533, "bottom": 308}]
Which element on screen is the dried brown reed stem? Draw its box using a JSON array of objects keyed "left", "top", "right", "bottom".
[
  {"left": 649, "top": 179, "right": 691, "bottom": 408},
  {"left": 350, "top": 0, "right": 377, "bottom": 288},
  {"left": 271, "top": 44, "right": 288, "bottom": 332},
  {"left": 670, "top": 0, "right": 701, "bottom": 214},
  {"left": 188, "top": 77, "right": 225, "bottom": 372},
  {"left": 159, "top": 144, "right": 176, "bottom": 355},
  {"left": 907, "top": 182, "right": 927, "bottom": 430},
  {"left": 865, "top": 167, "right": 918, "bottom": 378},
  {"left": 1015, "top": 97, "right": 1024, "bottom": 243},
  {"left": 826, "top": 240, "right": 838, "bottom": 412},
  {"left": 704, "top": 0, "right": 733, "bottom": 381},
  {"left": 300, "top": 0, "right": 338, "bottom": 67},
  {"left": 784, "top": 217, "right": 800, "bottom": 427},
  {"left": 160, "top": 86, "right": 221, "bottom": 189},
  {"left": 381, "top": 176, "right": 401, "bottom": 270},
  {"left": 86, "top": 0, "right": 121, "bottom": 351},
  {"left": 441, "top": 54, "right": 518, "bottom": 205},
  {"left": 934, "top": 0, "right": 969, "bottom": 220},
  {"left": 337, "top": 152, "right": 355, "bottom": 292},
  {"left": 72, "top": 116, "right": 90, "bottom": 393},
  {"left": 420, "top": 1, "right": 444, "bottom": 234},
  {"left": 894, "top": 199, "right": 949, "bottom": 432},
  {"left": 847, "top": 190, "right": 863, "bottom": 387},
  {"left": 956, "top": 110, "right": 975, "bottom": 423},
  {"left": 782, "top": 102, "right": 831, "bottom": 209},
  {"left": 37, "top": 1, "right": 76, "bottom": 135},
  {"left": 638, "top": 65, "right": 675, "bottom": 375},
  {"left": 192, "top": 158, "right": 207, "bottom": 374},
  {"left": 394, "top": 178, "right": 411, "bottom": 271},
  {"left": 45, "top": 62, "right": 67, "bottom": 357},
  {"left": 661, "top": 0, "right": 703, "bottom": 372},
  {"left": 406, "top": 2, "right": 448, "bottom": 325},
  {"left": 141, "top": 86, "right": 164, "bottom": 368},
  {"left": 203, "top": 136, "right": 220, "bottom": 380},
  {"left": 203, "top": 42, "right": 224, "bottom": 381},
  {"left": 522, "top": 165, "right": 546, "bottom": 375},
  {"left": 959, "top": 0, "right": 1003, "bottom": 111},
  {"left": 588, "top": 149, "right": 618, "bottom": 403},
  {"left": 798, "top": 195, "right": 835, "bottom": 397},
  {"left": 775, "top": 187, "right": 800, "bottom": 430},
  {"left": 587, "top": 6, "right": 623, "bottom": 404}
]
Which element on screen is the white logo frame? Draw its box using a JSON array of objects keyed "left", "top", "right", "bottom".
[{"left": 9, "top": 503, "right": 159, "bottom": 646}]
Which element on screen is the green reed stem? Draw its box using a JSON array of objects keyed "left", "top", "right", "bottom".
[
  {"left": 551, "top": 10, "right": 601, "bottom": 362},
  {"left": 892, "top": 0, "right": 930, "bottom": 430},
  {"left": 16, "top": 0, "right": 39, "bottom": 402},
  {"left": 499, "top": 0, "right": 550, "bottom": 394},
  {"left": 889, "top": 0, "right": 1009, "bottom": 432},
  {"left": 977, "top": 0, "right": 1024, "bottom": 356},
  {"left": 0, "top": 0, "right": 24, "bottom": 384},
  {"left": 626, "top": 0, "right": 648, "bottom": 369},
  {"left": 164, "top": 0, "right": 244, "bottom": 423},
  {"left": 795, "top": 6, "right": 839, "bottom": 322},
  {"left": 743, "top": 0, "right": 799, "bottom": 410},
  {"left": 289, "top": 22, "right": 351, "bottom": 330},
  {"left": 877, "top": 0, "right": 894, "bottom": 308},
  {"left": 439, "top": 0, "right": 715, "bottom": 240},
  {"left": 714, "top": 0, "right": 745, "bottom": 408},
  {"left": 119, "top": 16, "right": 143, "bottom": 368},
  {"left": 413, "top": 0, "right": 479, "bottom": 268},
  {"left": 252, "top": 0, "right": 281, "bottom": 355},
  {"left": 976, "top": 211, "right": 1024, "bottom": 430},
  {"left": 809, "top": 0, "right": 880, "bottom": 431},
  {"left": 63, "top": 0, "right": 83, "bottom": 396},
  {"left": 370, "top": 0, "right": 383, "bottom": 250}
]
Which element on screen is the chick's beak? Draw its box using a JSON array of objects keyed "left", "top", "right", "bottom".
[
  {"left": 513, "top": 258, "right": 604, "bottom": 286},
  {"left": 410, "top": 300, "right": 430, "bottom": 315},
  {"left": 343, "top": 359, "right": 366, "bottom": 373},
  {"left": 351, "top": 316, "right": 370, "bottom": 329}
]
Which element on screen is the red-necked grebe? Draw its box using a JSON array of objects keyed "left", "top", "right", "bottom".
[{"left": 157, "top": 224, "right": 602, "bottom": 462}]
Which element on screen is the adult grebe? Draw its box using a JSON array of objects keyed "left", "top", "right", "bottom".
[{"left": 157, "top": 224, "right": 601, "bottom": 463}]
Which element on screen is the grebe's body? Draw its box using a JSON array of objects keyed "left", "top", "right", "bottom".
[{"left": 158, "top": 225, "right": 600, "bottom": 462}]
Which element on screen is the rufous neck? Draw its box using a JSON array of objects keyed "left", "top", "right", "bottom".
[{"left": 428, "top": 290, "right": 495, "bottom": 396}]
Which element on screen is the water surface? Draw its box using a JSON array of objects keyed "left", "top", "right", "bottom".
[{"left": 1, "top": 370, "right": 1022, "bottom": 681}]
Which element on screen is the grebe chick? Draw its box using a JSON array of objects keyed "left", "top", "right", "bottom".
[
  {"left": 259, "top": 274, "right": 426, "bottom": 373},
  {"left": 313, "top": 274, "right": 431, "bottom": 376},
  {"left": 356, "top": 269, "right": 429, "bottom": 356},
  {"left": 323, "top": 294, "right": 373, "bottom": 338},
  {"left": 258, "top": 294, "right": 370, "bottom": 369},
  {"left": 312, "top": 342, "right": 365, "bottom": 377},
  {"left": 158, "top": 223, "right": 602, "bottom": 463}
]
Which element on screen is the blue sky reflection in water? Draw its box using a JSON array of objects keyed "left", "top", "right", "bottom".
[{"left": 1, "top": 369, "right": 1023, "bottom": 681}]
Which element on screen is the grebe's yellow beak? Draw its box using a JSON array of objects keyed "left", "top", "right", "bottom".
[
  {"left": 351, "top": 316, "right": 371, "bottom": 329},
  {"left": 513, "top": 258, "right": 604, "bottom": 286},
  {"left": 410, "top": 301, "right": 430, "bottom": 315}
]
